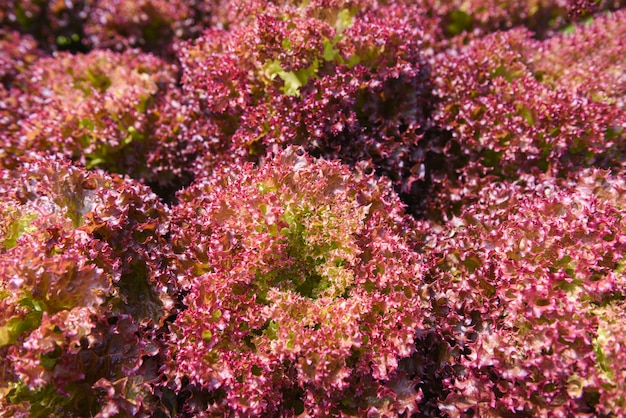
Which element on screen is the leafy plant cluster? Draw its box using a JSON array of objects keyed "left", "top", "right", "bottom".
[{"left": 1, "top": 0, "right": 625, "bottom": 416}]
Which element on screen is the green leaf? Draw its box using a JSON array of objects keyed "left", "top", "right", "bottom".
[
  {"left": 263, "top": 59, "right": 283, "bottom": 81},
  {"left": 19, "top": 297, "right": 47, "bottom": 312},
  {"left": 123, "top": 126, "right": 145, "bottom": 146},
  {"left": 516, "top": 103, "right": 535, "bottom": 126},
  {"left": 446, "top": 10, "right": 473, "bottom": 36},
  {"left": 79, "top": 117, "right": 95, "bottom": 131},
  {"left": 40, "top": 347, "right": 62, "bottom": 371},
  {"left": 264, "top": 320, "right": 278, "bottom": 340},
  {"left": 56, "top": 36, "right": 71, "bottom": 47},
  {"left": 56, "top": 33, "right": 81, "bottom": 47},
  {"left": 323, "top": 38, "right": 340, "bottom": 62},
  {"left": 281, "top": 38, "right": 293, "bottom": 50},
  {"left": 263, "top": 59, "right": 319, "bottom": 96},
  {"left": 85, "top": 68, "right": 112, "bottom": 92},
  {"left": 0, "top": 311, "right": 43, "bottom": 347},
  {"left": 7, "top": 382, "right": 99, "bottom": 417},
  {"left": 281, "top": 71, "right": 305, "bottom": 96},
  {"left": 4, "top": 212, "right": 38, "bottom": 249},
  {"left": 212, "top": 309, "right": 222, "bottom": 321},
  {"left": 594, "top": 327, "right": 614, "bottom": 380},
  {"left": 86, "top": 155, "right": 107, "bottom": 169},
  {"left": 334, "top": 9, "right": 355, "bottom": 34}
]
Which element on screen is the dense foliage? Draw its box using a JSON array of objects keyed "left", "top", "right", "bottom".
[
  {"left": 168, "top": 148, "right": 429, "bottom": 415},
  {"left": 428, "top": 170, "right": 626, "bottom": 416},
  {"left": 0, "top": 161, "right": 173, "bottom": 416},
  {"left": 1, "top": 0, "right": 625, "bottom": 416}
]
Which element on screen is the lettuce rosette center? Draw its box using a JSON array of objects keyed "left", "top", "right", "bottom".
[{"left": 170, "top": 147, "right": 426, "bottom": 415}]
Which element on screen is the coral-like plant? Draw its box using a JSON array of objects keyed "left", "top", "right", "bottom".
[
  {"left": 177, "top": 2, "right": 434, "bottom": 212},
  {"left": 83, "top": 0, "right": 195, "bottom": 55},
  {"left": 0, "top": 160, "right": 173, "bottom": 416},
  {"left": 6, "top": 49, "right": 182, "bottom": 184},
  {"left": 1, "top": 0, "right": 625, "bottom": 415},
  {"left": 0, "top": 29, "right": 40, "bottom": 169},
  {"left": 526, "top": 8, "right": 626, "bottom": 108},
  {"left": 0, "top": 29, "right": 39, "bottom": 86},
  {"left": 421, "top": 28, "right": 626, "bottom": 220},
  {"left": 0, "top": 0, "right": 210, "bottom": 55},
  {"left": 167, "top": 148, "right": 429, "bottom": 415},
  {"left": 423, "top": 0, "right": 625, "bottom": 40},
  {"left": 425, "top": 170, "right": 626, "bottom": 416}
]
